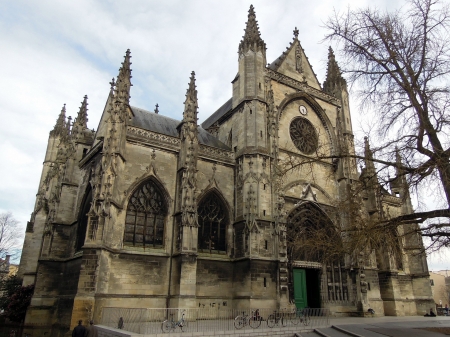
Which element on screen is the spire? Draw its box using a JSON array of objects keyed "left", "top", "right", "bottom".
[
  {"left": 116, "top": 49, "right": 132, "bottom": 105},
  {"left": 66, "top": 116, "right": 72, "bottom": 133},
  {"left": 364, "top": 137, "right": 378, "bottom": 185},
  {"left": 363, "top": 136, "right": 379, "bottom": 214},
  {"left": 395, "top": 147, "right": 402, "bottom": 169},
  {"left": 239, "top": 5, "right": 266, "bottom": 55},
  {"left": 391, "top": 147, "right": 406, "bottom": 188},
  {"left": 154, "top": 103, "right": 159, "bottom": 114},
  {"left": 118, "top": 49, "right": 132, "bottom": 80},
  {"left": 323, "top": 47, "right": 347, "bottom": 96},
  {"left": 76, "top": 95, "right": 88, "bottom": 129},
  {"left": 364, "top": 137, "right": 375, "bottom": 167},
  {"left": 179, "top": 73, "right": 199, "bottom": 228},
  {"left": 72, "top": 95, "right": 89, "bottom": 140},
  {"left": 109, "top": 78, "right": 116, "bottom": 96},
  {"left": 391, "top": 147, "right": 414, "bottom": 213},
  {"left": 183, "top": 71, "right": 198, "bottom": 123},
  {"left": 50, "top": 104, "right": 67, "bottom": 137}
]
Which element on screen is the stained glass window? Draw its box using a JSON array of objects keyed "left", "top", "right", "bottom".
[
  {"left": 124, "top": 180, "right": 166, "bottom": 248},
  {"left": 198, "top": 193, "right": 227, "bottom": 253},
  {"left": 289, "top": 117, "right": 318, "bottom": 154}
]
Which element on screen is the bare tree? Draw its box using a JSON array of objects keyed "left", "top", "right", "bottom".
[
  {"left": 0, "top": 212, "right": 22, "bottom": 262},
  {"left": 321, "top": 0, "right": 450, "bottom": 250}
]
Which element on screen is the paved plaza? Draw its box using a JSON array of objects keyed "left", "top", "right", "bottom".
[{"left": 301, "top": 316, "right": 450, "bottom": 337}]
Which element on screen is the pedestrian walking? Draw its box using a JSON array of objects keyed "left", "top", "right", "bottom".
[
  {"left": 72, "top": 320, "right": 87, "bottom": 337},
  {"left": 86, "top": 320, "right": 98, "bottom": 337}
]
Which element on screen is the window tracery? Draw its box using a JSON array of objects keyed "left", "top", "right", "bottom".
[
  {"left": 198, "top": 192, "right": 227, "bottom": 253},
  {"left": 289, "top": 117, "right": 318, "bottom": 154},
  {"left": 124, "top": 180, "right": 166, "bottom": 248}
]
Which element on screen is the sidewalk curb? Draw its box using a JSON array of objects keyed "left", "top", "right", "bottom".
[
  {"left": 332, "top": 325, "right": 364, "bottom": 337},
  {"left": 313, "top": 329, "right": 331, "bottom": 337}
]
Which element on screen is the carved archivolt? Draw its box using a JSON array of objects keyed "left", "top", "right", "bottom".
[
  {"left": 277, "top": 93, "right": 336, "bottom": 156},
  {"left": 282, "top": 180, "right": 332, "bottom": 203}
]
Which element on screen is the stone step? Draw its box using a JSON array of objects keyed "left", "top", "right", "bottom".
[
  {"left": 332, "top": 324, "right": 389, "bottom": 337},
  {"left": 313, "top": 327, "right": 357, "bottom": 337}
]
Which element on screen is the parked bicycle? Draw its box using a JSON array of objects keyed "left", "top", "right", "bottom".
[
  {"left": 267, "top": 309, "right": 287, "bottom": 328},
  {"left": 234, "top": 309, "right": 262, "bottom": 329},
  {"left": 161, "top": 310, "right": 187, "bottom": 333},
  {"left": 290, "top": 308, "right": 310, "bottom": 326}
]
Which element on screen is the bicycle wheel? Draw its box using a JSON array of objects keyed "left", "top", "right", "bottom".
[
  {"left": 234, "top": 316, "right": 245, "bottom": 329},
  {"left": 267, "top": 314, "right": 275, "bottom": 328},
  {"left": 180, "top": 320, "right": 188, "bottom": 332},
  {"left": 291, "top": 312, "right": 300, "bottom": 325},
  {"left": 281, "top": 315, "right": 287, "bottom": 327},
  {"left": 249, "top": 316, "right": 261, "bottom": 329},
  {"left": 161, "top": 320, "right": 172, "bottom": 333}
]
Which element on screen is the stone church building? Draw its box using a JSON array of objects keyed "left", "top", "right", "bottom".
[{"left": 19, "top": 5, "right": 433, "bottom": 332}]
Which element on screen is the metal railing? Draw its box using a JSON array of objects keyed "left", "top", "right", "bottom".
[{"left": 101, "top": 307, "right": 329, "bottom": 334}]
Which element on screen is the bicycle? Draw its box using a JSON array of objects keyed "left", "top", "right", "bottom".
[
  {"left": 290, "top": 308, "right": 310, "bottom": 326},
  {"left": 267, "top": 309, "right": 287, "bottom": 328},
  {"left": 161, "top": 310, "right": 188, "bottom": 333},
  {"left": 234, "top": 309, "right": 262, "bottom": 329}
]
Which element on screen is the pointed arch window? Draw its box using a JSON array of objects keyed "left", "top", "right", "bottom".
[
  {"left": 124, "top": 180, "right": 166, "bottom": 248},
  {"left": 76, "top": 186, "right": 92, "bottom": 251},
  {"left": 198, "top": 192, "right": 228, "bottom": 253}
]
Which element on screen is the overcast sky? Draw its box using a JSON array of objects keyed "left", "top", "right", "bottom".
[{"left": 0, "top": 0, "right": 447, "bottom": 270}]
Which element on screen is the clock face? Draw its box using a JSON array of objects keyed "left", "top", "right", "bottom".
[{"left": 299, "top": 105, "right": 307, "bottom": 115}]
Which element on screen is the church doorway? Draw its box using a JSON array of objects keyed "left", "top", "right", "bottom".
[
  {"left": 292, "top": 268, "right": 321, "bottom": 309},
  {"left": 287, "top": 201, "right": 344, "bottom": 308}
]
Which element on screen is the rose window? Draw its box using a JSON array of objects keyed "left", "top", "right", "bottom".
[{"left": 289, "top": 117, "right": 318, "bottom": 154}]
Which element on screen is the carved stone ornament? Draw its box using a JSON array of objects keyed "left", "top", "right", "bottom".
[
  {"left": 289, "top": 117, "right": 318, "bottom": 154},
  {"left": 295, "top": 44, "right": 302, "bottom": 73},
  {"left": 299, "top": 183, "right": 317, "bottom": 202}
]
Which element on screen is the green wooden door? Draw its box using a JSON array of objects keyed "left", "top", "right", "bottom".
[{"left": 293, "top": 268, "right": 308, "bottom": 309}]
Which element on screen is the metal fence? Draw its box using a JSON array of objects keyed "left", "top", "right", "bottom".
[{"left": 101, "top": 307, "right": 330, "bottom": 334}]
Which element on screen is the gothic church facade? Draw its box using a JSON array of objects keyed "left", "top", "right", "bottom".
[{"left": 19, "top": 5, "right": 433, "bottom": 331}]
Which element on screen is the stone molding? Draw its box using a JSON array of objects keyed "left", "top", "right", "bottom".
[
  {"left": 127, "top": 126, "right": 181, "bottom": 146},
  {"left": 79, "top": 140, "right": 103, "bottom": 167},
  {"left": 127, "top": 126, "right": 234, "bottom": 163},
  {"left": 266, "top": 68, "right": 340, "bottom": 105},
  {"left": 198, "top": 143, "right": 234, "bottom": 163}
]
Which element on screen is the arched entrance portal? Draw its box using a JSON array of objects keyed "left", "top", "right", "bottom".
[{"left": 286, "top": 202, "right": 349, "bottom": 309}]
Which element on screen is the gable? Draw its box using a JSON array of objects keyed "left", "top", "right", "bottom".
[{"left": 268, "top": 39, "right": 321, "bottom": 90}]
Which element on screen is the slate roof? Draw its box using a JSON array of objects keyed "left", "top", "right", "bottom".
[
  {"left": 201, "top": 98, "right": 232, "bottom": 129},
  {"left": 130, "top": 106, "right": 231, "bottom": 150},
  {"left": 268, "top": 54, "right": 285, "bottom": 71}
]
